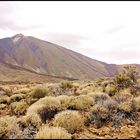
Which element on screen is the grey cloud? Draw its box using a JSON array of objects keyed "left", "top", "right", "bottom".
[{"left": 0, "top": 3, "right": 43, "bottom": 32}]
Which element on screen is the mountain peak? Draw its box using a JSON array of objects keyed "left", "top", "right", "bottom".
[
  {"left": 12, "top": 34, "right": 26, "bottom": 43},
  {"left": 13, "top": 33, "right": 25, "bottom": 38}
]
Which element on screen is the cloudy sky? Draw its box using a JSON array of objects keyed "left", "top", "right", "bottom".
[{"left": 0, "top": 1, "right": 140, "bottom": 64}]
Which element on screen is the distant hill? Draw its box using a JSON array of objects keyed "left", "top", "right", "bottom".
[{"left": 0, "top": 34, "right": 139, "bottom": 82}]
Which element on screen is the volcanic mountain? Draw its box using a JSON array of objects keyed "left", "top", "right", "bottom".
[{"left": 0, "top": 34, "right": 120, "bottom": 82}]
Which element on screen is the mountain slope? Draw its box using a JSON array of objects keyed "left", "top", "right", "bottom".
[{"left": 0, "top": 34, "right": 117, "bottom": 81}]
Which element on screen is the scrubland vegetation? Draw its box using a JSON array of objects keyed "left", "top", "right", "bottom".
[{"left": 0, "top": 65, "right": 140, "bottom": 139}]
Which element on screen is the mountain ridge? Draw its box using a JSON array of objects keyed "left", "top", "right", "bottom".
[{"left": 0, "top": 34, "right": 138, "bottom": 82}]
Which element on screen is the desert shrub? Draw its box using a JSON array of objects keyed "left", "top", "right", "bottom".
[
  {"left": 104, "top": 84, "right": 117, "bottom": 96},
  {"left": 85, "top": 104, "right": 109, "bottom": 128},
  {"left": 0, "top": 104, "right": 6, "bottom": 110},
  {"left": 113, "top": 108, "right": 137, "bottom": 128},
  {"left": 0, "top": 116, "right": 20, "bottom": 139},
  {"left": 68, "top": 95, "right": 94, "bottom": 110},
  {"left": 30, "top": 86, "right": 49, "bottom": 99},
  {"left": 114, "top": 92, "right": 133, "bottom": 104},
  {"left": 13, "top": 88, "right": 31, "bottom": 94},
  {"left": 35, "top": 126, "right": 72, "bottom": 139},
  {"left": 33, "top": 96, "right": 61, "bottom": 108},
  {"left": 59, "top": 81, "right": 73, "bottom": 90},
  {"left": 88, "top": 92, "right": 110, "bottom": 105},
  {"left": 26, "top": 98, "right": 38, "bottom": 105},
  {"left": 11, "top": 101, "right": 29, "bottom": 115},
  {"left": 118, "top": 100, "right": 134, "bottom": 113},
  {"left": 38, "top": 106, "right": 60, "bottom": 123},
  {"left": 53, "top": 110, "right": 84, "bottom": 134},
  {"left": 115, "top": 65, "right": 139, "bottom": 89},
  {"left": 20, "top": 113, "right": 42, "bottom": 129},
  {"left": 72, "top": 82, "right": 80, "bottom": 89},
  {"left": 10, "top": 93, "right": 26, "bottom": 102},
  {"left": 118, "top": 88, "right": 132, "bottom": 95},
  {"left": 57, "top": 95, "right": 73, "bottom": 109},
  {"left": 80, "top": 88, "right": 92, "bottom": 95},
  {"left": 0, "top": 96, "right": 10, "bottom": 104},
  {"left": 27, "top": 104, "right": 46, "bottom": 115},
  {"left": 27, "top": 97, "right": 61, "bottom": 123},
  {"left": 113, "top": 97, "right": 137, "bottom": 128},
  {"left": 134, "top": 96, "right": 140, "bottom": 111},
  {"left": 115, "top": 73, "right": 131, "bottom": 88},
  {"left": 102, "top": 98, "right": 118, "bottom": 111}
]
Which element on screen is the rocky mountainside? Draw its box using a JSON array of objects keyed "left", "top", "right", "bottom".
[{"left": 0, "top": 34, "right": 138, "bottom": 82}]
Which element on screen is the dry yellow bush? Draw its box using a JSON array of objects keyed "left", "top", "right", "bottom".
[
  {"left": 13, "top": 87, "right": 31, "bottom": 94},
  {"left": 0, "top": 104, "right": 6, "bottom": 110},
  {"left": 105, "top": 84, "right": 117, "bottom": 96},
  {"left": 0, "top": 116, "right": 19, "bottom": 139},
  {"left": 134, "top": 96, "right": 140, "bottom": 111},
  {"left": 11, "top": 101, "right": 29, "bottom": 115},
  {"left": 10, "top": 93, "right": 26, "bottom": 102},
  {"left": 72, "top": 82, "right": 80, "bottom": 89},
  {"left": 53, "top": 110, "right": 84, "bottom": 134},
  {"left": 85, "top": 104, "right": 109, "bottom": 128},
  {"left": 91, "top": 104, "right": 109, "bottom": 120},
  {"left": 114, "top": 92, "right": 133, "bottom": 104},
  {"left": 70, "top": 95, "right": 94, "bottom": 110},
  {"left": 35, "top": 126, "right": 72, "bottom": 139},
  {"left": 88, "top": 92, "right": 110, "bottom": 104},
  {"left": 27, "top": 104, "right": 46, "bottom": 115},
  {"left": 33, "top": 96, "right": 61, "bottom": 108},
  {"left": 118, "top": 88, "right": 132, "bottom": 95},
  {"left": 102, "top": 98, "right": 118, "bottom": 110},
  {"left": 27, "top": 97, "right": 61, "bottom": 123},
  {"left": 0, "top": 96, "right": 10, "bottom": 104},
  {"left": 80, "top": 88, "right": 92, "bottom": 95},
  {"left": 57, "top": 95, "right": 73, "bottom": 109},
  {"left": 21, "top": 113, "right": 42, "bottom": 129},
  {"left": 118, "top": 100, "right": 133, "bottom": 113}
]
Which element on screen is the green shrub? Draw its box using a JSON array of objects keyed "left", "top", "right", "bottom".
[
  {"left": 115, "top": 65, "right": 139, "bottom": 88},
  {"left": 60, "top": 81, "right": 73, "bottom": 90},
  {"left": 35, "top": 126, "right": 72, "bottom": 139},
  {"left": 53, "top": 110, "right": 84, "bottom": 134},
  {"left": 30, "top": 86, "right": 49, "bottom": 99}
]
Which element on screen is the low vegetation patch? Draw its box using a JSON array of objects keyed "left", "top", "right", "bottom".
[
  {"left": 53, "top": 110, "right": 84, "bottom": 134},
  {"left": 30, "top": 86, "right": 49, "bottom": 99},
  {"left": 35, "top": 126, "right": 72, "bottom": 139},
  {"left": 0, "top": 65, "right": 140, "bottom": 139}
]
